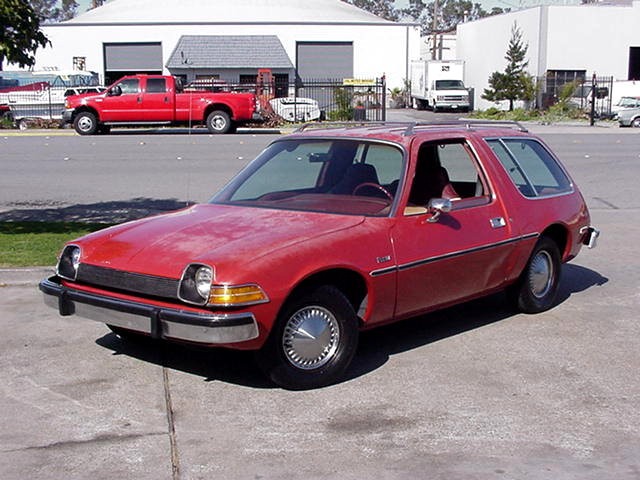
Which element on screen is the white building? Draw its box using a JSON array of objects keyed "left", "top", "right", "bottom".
[
  {"left": 457, "top": 0, "right": 640, "bottom": 110},
  {"left": 24, "top": 0, "right": 420, "bottom": 91}
]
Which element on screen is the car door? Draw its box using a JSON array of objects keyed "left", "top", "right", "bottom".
[
  {"left": 139, "top": 77, "right": 173, "bottom": 121},
  {"left": 391, "top": 137, "right": 516, "bottom": 319},
  {"left": 99, "top": 78, "right": 141, "bottom": 122}
]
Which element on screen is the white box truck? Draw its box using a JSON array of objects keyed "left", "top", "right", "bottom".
[{"left": 410, "top": 60, "right": 470, "bottom": 112}]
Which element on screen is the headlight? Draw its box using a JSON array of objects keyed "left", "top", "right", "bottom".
[
  {"left": 179, "top": 263, "right": 213, "bottom": 305},
  {"left": 178, "top": 263, "right": 268, "bottom": 307},
  {"left": 57, "top": 245, "right": 81, "bottom": 280}
]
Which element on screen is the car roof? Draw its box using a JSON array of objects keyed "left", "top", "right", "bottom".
[{"left": 286, "top": 120, "right": 532, "bottom": 145}]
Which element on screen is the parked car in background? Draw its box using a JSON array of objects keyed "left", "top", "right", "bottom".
[
  {"left": 269, "top": 97, "right": 321, "bottom": 122},
  {"left": 618, "top": 107, "right": 640, "bottom": 127},
  {"left": 611, "top": 96, "right": 640, "bottom": 119},
  {"left": 40, "top": 120, "right": 599, "bottom": 390}
]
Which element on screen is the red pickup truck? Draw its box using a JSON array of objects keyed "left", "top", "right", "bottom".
[{"left": 63, "top": 74, "right": 260, "bottom": 135}]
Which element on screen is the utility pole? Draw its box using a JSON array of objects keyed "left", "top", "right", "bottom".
[{"left": 431, "top": 0, "right": 439, "bottom": 59}]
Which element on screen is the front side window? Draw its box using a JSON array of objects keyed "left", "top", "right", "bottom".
[
  {"left": 487, "top": 138, "right": 572, "bottom": 197},
  {"left": 116, "top": 79, "right": 140, "bottom": 94},
  {"left": 407, "top": 139, "right": 488, "bottom": 211},
  {"left": 212, "top": 139, "right": 404, "bottom": 217}
]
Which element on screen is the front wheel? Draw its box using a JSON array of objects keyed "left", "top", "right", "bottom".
[
  {"left": 256, "top": 285, "right": 359, "bottom": 390},
  {"left": 508, "top": 236, "right": 562, "bottom": 313},
  {"left": 73, "top": 111, "right": 98, "bottom": 135},
  {"left": 632, "top": 117, "right": 640, "bottom": 128},
  {"left": 206, "top": 110, "right": 232, "bottom": 134}
]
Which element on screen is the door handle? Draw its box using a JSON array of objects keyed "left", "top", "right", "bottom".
[
  {"left": 137, "top": 96, "right": 142, "bottom": 103},
  {"left": 490, "top": 217, "right": 506, "bottom": 228}
]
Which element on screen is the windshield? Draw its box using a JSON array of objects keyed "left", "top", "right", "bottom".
[
  {"left": 212, "top": 139, "right": 405, "bottom": 216},
  {"left": 435, "top": 80, "right": 465, "bottom": 90}
]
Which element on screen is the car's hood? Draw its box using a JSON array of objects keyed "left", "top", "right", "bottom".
[{"left": 75, "top": 204, "right": 364, "bottom": 278}]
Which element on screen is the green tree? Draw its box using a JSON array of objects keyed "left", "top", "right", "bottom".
[
  {"left": 0, "top": 0, "right": 50, "bottom": 70},
  {"left": 341, "top": 0, "right": 399, "bottom": 21},
  {"left": 29, "top": 0, "right": 78, "bottom": 22},
  {"left": 482, "top": 22, "right": 535, "bottom": 111},
  {"left": 402, "top": 0, "right": 508, "bottom": 35}
]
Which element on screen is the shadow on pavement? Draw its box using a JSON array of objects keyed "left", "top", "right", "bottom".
[
  {"left": 0, "top": 198, "right": 192, "bottom": 223},
  {"left": 94, "top": 264, "right": 607, "bottom": 390}
]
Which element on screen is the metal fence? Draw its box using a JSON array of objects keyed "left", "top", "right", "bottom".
[
  {"left": 536, "top": 73, "right": 614, "bottom": 119},
  {"left": 1, "top": 77, "right": 388, "bottom": 126}
]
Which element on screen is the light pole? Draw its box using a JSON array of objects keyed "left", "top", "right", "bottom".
[{"left": 431, "top": 0, "right": 439, "bottom": 60}]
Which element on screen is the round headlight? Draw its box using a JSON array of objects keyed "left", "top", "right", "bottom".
[{"left": 195, "top": 266, "right": 213, "bottom": 300}]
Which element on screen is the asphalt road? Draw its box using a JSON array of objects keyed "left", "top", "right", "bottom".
[{"left": 1, "top": 119, "right": 639, "bottom": 479}]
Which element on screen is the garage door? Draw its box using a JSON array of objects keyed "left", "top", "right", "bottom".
[
  {"left": 296, "top": 42, "right": 353, "bottom": 81},
  {"left": 103, "top": 43, "right": 162, "bottom": 84}
]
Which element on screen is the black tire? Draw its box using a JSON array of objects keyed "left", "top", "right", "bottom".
[
  {"left": 632, "top": 117, "right": 640, "bottom": 128},
  {"left": 73, "top": 111, "right": 98, "bottom": 135},
  {"left": 206, "top": 110, "right": 232, "bottom": 134},
  {"left": 256, "top": 285, "right": 359, "bottom": 390},
  {"left": 508, "top": 236, "right": 562, "bottom": 313}
]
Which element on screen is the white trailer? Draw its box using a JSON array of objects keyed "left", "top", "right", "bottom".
[{"left": 410, "top": 60, "right": 470, "bottom": 112}]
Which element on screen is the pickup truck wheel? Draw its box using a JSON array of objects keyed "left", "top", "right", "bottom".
[
  {"left": 74, "top": 112, "right": 98, "bottom": 135},
  {"left": 508, "top": 236, "right": 561, "bottom": 314},
  {"left": 206, "top": 110, "right": 231, "bottom": 134},
  {"left": 256, "top": 285, "right": 359, "bottom": 390}
]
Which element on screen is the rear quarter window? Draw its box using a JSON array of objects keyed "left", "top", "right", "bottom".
[{"left": 486, "top": 138, "right": 572, "bottom": 198}]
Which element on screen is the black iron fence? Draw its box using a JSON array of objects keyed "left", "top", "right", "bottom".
[
  {"left": 1, "top": 78, "right": 388, "bottom": 126},
  {"left": 536, "top": 73, "right": 614, "bottom": 119}
]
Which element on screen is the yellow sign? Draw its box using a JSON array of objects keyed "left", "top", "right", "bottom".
[{"left": 343, "top": 78, "right": 376, "bottom": 86}]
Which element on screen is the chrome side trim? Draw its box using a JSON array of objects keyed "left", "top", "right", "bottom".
[
  {"left": 369, "top": 233, "right": 539, "bottom": 277},
  {"left": 39, "top": 277, "right": 259, "bottom": 344}
]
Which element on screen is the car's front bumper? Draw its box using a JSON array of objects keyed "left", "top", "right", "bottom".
[
  {"left": 62, "top": 109, "right": 74, "bottom": 123},
  {"left": 39, "top": 276, "right": 259, "bottom": 344}
]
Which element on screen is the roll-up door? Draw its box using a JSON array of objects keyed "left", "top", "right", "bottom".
[
  {"left": 103, "top": 43, "right": 162, "bottom": 85},
  {"left": 296, "top": 42, "right": 353, "bottom": 81}
]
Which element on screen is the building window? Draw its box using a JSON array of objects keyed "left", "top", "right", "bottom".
[{"left": 73, "top": 57, "right": 86, "bottom": 71}]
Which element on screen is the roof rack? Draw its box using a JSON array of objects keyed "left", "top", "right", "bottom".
[{"left": 293, "top": 120, "right": 528, "bottom": 135}]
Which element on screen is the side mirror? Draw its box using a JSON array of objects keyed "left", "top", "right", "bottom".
[
  {"left": 109, "top": 85, "right": 122, "bottom": 97},
  {"left": 426, "top": 198, "right": 452, "bottom": 223}
]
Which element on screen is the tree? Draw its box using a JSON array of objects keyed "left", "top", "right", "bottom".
[
  {"left": 402, "top": 0, "right": 508, "bottom": 36},
  {"left": 0, "top": 0, "right": 50, "bottom": 70},
  {"left": 341, "top": 0, "right": 399, "bottom": 22},
  {"left": 482, "top": 22, "right": 535, "bottom": 111},
  {"left": 29, "top": 0, "right": 78, "bottom": 22}
]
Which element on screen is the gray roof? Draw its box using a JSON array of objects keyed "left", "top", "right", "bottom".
[{"left": 166, "top": 35, "right": 294, "bottom": 70}]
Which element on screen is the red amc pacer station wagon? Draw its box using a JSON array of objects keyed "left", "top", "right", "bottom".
[{"left": 40, "top": 121, "right": 599, "bottom": 389}]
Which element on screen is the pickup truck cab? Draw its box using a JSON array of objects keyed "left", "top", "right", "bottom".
[{"left": 63, "top": 74, "right": 260, "bottom": 135}]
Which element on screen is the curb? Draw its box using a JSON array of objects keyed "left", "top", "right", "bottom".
[{"left": 0, "top": 267, "right": 53, "bottom": 287}]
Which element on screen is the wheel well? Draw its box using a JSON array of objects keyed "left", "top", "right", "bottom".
[
  {"left": 541, "top": 224, "right": 568, "bottom": 259},
  {"left": 205, "top": 104, "right": 233, "bottom": 121},
  {"left": 73, "top": 106, "right": 99, "bottom": 122},
  {"left": 284, "top": 269, "right": 368, "bottom": 321}
]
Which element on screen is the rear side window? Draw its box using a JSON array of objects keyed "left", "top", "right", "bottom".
[
  {"left": 146, "top": 78, "right": 167, "bottom": 93},
  {"left": 487, "top": 138, "right": 572, "bottom": 197}
]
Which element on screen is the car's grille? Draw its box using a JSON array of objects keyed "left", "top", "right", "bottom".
[
  {"left": 443, "top": 95, "right": 467, "bottom": 102},
  {"left": 76, "top": 264, "right": 179, "bottom": 300}
]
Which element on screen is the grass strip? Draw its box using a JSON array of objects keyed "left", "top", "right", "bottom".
[{"left": 0, "top": 222, "right": 111, "bottom": 267}]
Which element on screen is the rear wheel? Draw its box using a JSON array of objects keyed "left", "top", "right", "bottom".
[
  {"left": 256, "top": 285, "right": 359, "bottom": 390},
  {"left": 508, "top": 236, "right": 562, "bottom": 313},
  {"left": 206, "top": 110, "right": 232, "bottom": 134},
  {"left": 632, "top": 117, "right": 640, "bottom": 128},
  {"left": 73, "top": 111, "right": 98, "bottom": 135}
]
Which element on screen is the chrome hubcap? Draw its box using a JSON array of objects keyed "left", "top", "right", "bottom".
[
  {"left": 529, "top": 250, "right": 553, "bottom": 298},
  {"left": 78, "top": 116, "right": 93, "bottom": 131},
  {"left": 211, "top": 115, "right": 226, "bottom": 130},
  {"left": 282, "top": 306, "right": 340, "bottom": 370}
]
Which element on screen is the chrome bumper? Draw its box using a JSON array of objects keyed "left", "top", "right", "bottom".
[{"left": 39, "top": 276, "right": 259, "bottom": 344}]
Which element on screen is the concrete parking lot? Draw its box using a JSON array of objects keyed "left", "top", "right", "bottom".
[{"left": 1, "top": 119, "right": 639, "bottom": 479}]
